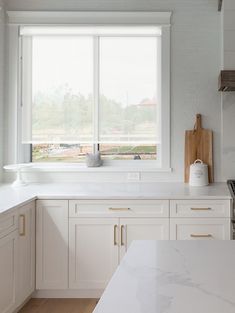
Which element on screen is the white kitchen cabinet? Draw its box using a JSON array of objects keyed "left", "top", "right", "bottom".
[
  {"left": 67, "top": 198, "right": 232, "bottom": 293},
  {"left": 170, "top": 218, "right": 231, "bottom": 240},
  {"left": 68, "top": 200, "right": 170, "bottom": 291},
  {"left": 119, "top": 218, "right": 169, "bottom": 259},
  {"left": 0, "top": 202, "right": 35, "bottom": 313},
  {"left": 69, "top": 216, "right": 169, "bottom": 291},
  {"left": 170, "top": 199, "right": 231, "bottom": 240},
  {"left": 69, "top": 200, "right": 169, "bottom": 218},
  {"left": 0, "top": 230, "right": 18, "bottom": 313},
  {"left": 69, "top": 218, "right": 119, "bottom": 290},
  {"left": 0, "top": 210, "right": 18, "bottom": 239},
  {"left": 36, "top": 200, "right": 68, "bottom": 289},
  {"left": 170, "top": 200, "right": 231, "bottom": 218},
  {"left": 17, "top": 202, "right": 35, "bottom": 305}
]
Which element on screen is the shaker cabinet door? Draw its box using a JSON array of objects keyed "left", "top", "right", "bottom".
[
  {"left": 119, "top": 218, "right": 169, "bottom": 259},
  {"left": 17, "top": 202, "right": 35, "bottom": 304},
  {"left": 69, "top": 218, "right": 119, "bottom": 290},
  {"left": 0, "top": 231, "right": 18, "bottom": 313},
  {"left": 36, "top": 200, "right": 69, "bottom": 289}
]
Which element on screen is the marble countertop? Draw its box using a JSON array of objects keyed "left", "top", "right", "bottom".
[
  {"left": 0, "top": 182, "right": 231, "bottom": 215},
  {"left": 94, "top": 240, "right": 235, "bottom": 313}
]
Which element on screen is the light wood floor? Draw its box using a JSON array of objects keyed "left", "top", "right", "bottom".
[{"left": 19, "top": 299, "right": 98, "bottom": 313}]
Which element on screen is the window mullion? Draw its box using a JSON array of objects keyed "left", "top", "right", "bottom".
[{"left": 93, "top": 36, "right": 100, "bottom": 153}]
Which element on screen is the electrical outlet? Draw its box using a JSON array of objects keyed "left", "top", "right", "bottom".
[{"left": 127, "top": 172, "right": 141, "bottom": 181}]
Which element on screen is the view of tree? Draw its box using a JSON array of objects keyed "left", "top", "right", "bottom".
[{"left": 32, "top": 85, "right": 157, "bottom": 143}]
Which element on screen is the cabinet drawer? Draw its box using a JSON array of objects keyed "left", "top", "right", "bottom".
[
  {"left": 170, "top": 218, "right": 231, "bottom": 240},
  {"left": 69, "top": 200, "right": 169, "bottom": 218},
  {"left": 170, "top": 200, "right": 231, "bottom": 218},
  {"left": 0, "top": 211, "right": 18, "bottom": 239}
]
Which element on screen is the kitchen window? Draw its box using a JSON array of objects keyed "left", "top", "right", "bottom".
[{"left": 17, "top": 13, "right": 171, "bottom": 170}]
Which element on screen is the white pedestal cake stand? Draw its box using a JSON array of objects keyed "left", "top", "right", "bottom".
[{"left": 3, "top": 164, "right": 32, "bottom": 187}]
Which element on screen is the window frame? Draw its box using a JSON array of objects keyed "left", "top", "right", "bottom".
[{"left": 8, "top": 11, "right": 171, "bottom": 171}]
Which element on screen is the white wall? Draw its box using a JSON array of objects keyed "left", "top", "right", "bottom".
[
  {"left": 222, "top": 0, "right": 235, "bottom": 180},
  {"left": 3, "top": 0, "right": 223, "bottom": 183},
  {"left": 0, "top": 0, "right": 5, "bottom": 182}
]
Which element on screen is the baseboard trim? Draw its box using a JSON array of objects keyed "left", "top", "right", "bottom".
[
  {"left": 13, "top": 293, "right": 33, "bottom": 312},
  {"left": 33, "top": 289, "right": 103, "bottom": 298}
]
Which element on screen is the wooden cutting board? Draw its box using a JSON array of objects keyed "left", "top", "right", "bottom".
[{"left": 184, "top": 114, "right": 213, "bottom": 183}]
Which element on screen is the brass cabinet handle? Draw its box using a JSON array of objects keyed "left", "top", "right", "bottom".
[
  {"left": 190, "top": 208, "right": 211, "bottom": 211},
  {"left": 121, "top": 225, "right": 125, "bottom": 246},
  {"left": 109, "top": 208, "right": 130, "bottom": 211},
  {"left": 190, "top": 234, "right": 212, "bottom": 238},
  {"left": 114, "top": 225, "right": 118, "bottom": 246},
  {"left": 19, "top": 214, "right": 26, "bottom": 236}
]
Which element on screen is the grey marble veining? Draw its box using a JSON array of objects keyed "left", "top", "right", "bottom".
[{"left": 94, "top": 241, "right": 235, "bottom": 313}]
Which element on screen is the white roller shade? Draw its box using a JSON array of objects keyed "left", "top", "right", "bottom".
[
  {"left": 21, "top": 26, "right": 161, "bottom": 144},
  {"left": 20, "top": 26, "right": 162, "bottom": 36}
]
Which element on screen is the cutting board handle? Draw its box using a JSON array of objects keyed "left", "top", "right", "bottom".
[{"left": 194, "top": 114, "right": 202, "bottom": 131}]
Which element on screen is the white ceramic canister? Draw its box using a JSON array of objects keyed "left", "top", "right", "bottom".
[{"left": 189, "top": 159, "right": 209, "bottom": 186}]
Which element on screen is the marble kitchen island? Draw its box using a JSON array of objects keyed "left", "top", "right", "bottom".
[{"left": 93, "top": 241, "right": 235, "bottom": 313}]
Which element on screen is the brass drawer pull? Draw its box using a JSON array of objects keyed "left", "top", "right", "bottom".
[
  {"left": 190, "top": 234, "right": 212, "bottom": 238},
  {"left": 190, "top": 208, "right": 211, "bottom": 211},
  {"left": 109, "top": 208, "right": 130, "bottom": 211},
  {"left": 19, "top": 214, "right": 26, "bottom": 236},
  {"left": 114, "top": 225, "right": 118, "bottom": 246},
  {"left": 121, "top": 225, "right": 125, "bottom": 246}
]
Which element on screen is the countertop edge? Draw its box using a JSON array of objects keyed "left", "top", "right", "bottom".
[{"left": 0, "top": 182, "right": 232, "bottom": 215}]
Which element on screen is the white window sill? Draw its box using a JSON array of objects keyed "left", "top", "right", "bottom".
[{"left": 4, "top": 163, "right": 172, "bottom": 173}]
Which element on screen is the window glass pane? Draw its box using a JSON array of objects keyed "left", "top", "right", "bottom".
[
  {"left": 32, "top": 144, "right": 92, "bottom": 162},
  {"left": 99, "top": 144, "right": 157, "bottom": 160},
  {"left": 24, "top": 32, "right": 161, "bottom": 163},
  {"left": 28, "top": 36, "right": 94, "bottom": 143},
  {"left": 99, "top": 37, "right": 159, "bottom": 144}
]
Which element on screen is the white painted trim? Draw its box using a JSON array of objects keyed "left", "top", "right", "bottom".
[
  {"left": 6, "top": 11, "right": 172, "bottom": 171},
  {"left": 161, "top": 26, "right": 171, "bottom": 170},
  {"left": 4, "top": 163, "right": 172, "bottom": 173},
  {"left": 7, "top": 11, "right": 172, "bottom": 26},
  {"left": 5, "top": 25, "right": 19, "bottom": 165},
  {"left": 93, "top": 36, "right": 99, "bottom": 153},
  {"left": 13, "top": 295, "right": 34, "bottom": 313},
  {"left": 33, "top": 289, "right": 103, "bottom": 298}
]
